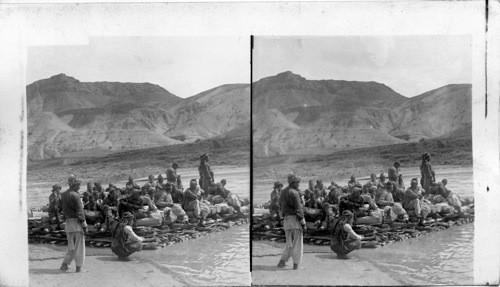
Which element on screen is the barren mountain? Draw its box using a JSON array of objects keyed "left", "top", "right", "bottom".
[
  {"left": 167, "top": 84, "right": 250, "bottom": 141},
  {"left": 253, "top": 71, "right": 471, "bottom": 157},
  {"left": 27, "top": 74, "right": 250, "bottom": 161}
]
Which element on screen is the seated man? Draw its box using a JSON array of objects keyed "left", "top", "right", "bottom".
[
  {"left": 327, "top": 181, "right": 340, "bottom": 191},
  {"left": 402, "top": 178, "right": 430, "bottom": 226},
  {"left": 182, "top": 179, "right": 208, "bottom": 225},
  {"left": 269, "top": 181, "right": 283, "bottom": 220},
  {"left": 154, "top": 182, "right": 174, "bottom": 210},
  {"left": 368, "top": 173, "right": 379, "bottom": 187},
  {"left": 377, "top": 173, "right": 387, "bottom": 190},
  {"left": 118, "top": 190, "right": 143, "bottom": 219},
  {"left": 144, "top": 175, "right": 157, "bottom": 191},
  {"left": 217, "top": 180, "right": 244, "bottom": 213},
  {"left": 391, "top": 181, "right": 406, "bottom": 203},
  {"left": 347, "top": 175, "right": 361, "bottom": 192},
  {"left": 314, "top": 180, "right": 327, "bottom": 201},
  {"left": 362, "top": 182, "right": 377, "bottom": 200},
  {"left": 100, "top": 188, "right": 119, "bottom": 232},
  {"left": 437, "top": 179, "right": 463, "bottom": 212},
  {"left": 125, "top": 176, "right": 135, "bottom": 190},
  {"left": 48, "top": 184, "right": 62, "bottom": 224},
  {"left": 304, "top": 180, "right": 315, "bottom": 203},
  {"left": 339, "top": 187, "right": 366, "bottom": 219},
  {"left": 304, "top": 192, "right": 321, "bottom": 209},
  {"left": 320, "top": 186, "right": 341, "bottom": 229},
  {"left": 375, "top": 182, "right": 394, "bottom": 209}
]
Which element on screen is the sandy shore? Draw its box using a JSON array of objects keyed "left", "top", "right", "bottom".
[
  {"left": 29, "top": 244, "right": 185, "bottom": 287},
  {"left": 252, "top": 241, "right": 401, "bottom": 285}
]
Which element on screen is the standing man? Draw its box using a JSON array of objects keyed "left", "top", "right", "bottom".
[
  {"left": 277, "top": 173, "right": 306, "bottom": 270},
  {"left": 198, "top": 154, "right": 214, "bottom": 196},
  {"left": 60, "top": 175, "right": 88, "bottom": 273}
]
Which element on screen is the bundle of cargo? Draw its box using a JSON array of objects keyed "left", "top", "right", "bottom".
[
  {"left": 28, "top": 202, "right": 250, "bottom": 250},
  {"left": 252, "top": 198, "right": 474, "bottom": 249}
]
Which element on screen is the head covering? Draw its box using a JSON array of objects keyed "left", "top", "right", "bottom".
[
  {"left": 274, "top": 181, "right": 283, "bottom": 188},
  {"left": 422, "top": 153, "right": 430, "bottom": 161},
  {"left": 287, "top": 173, "right": 301, "bottom": 184},
  {"left": 122, "top": 212, "right": 134, "bottom": 219},
  {"left": 52, "top": 184, "right": 61, "bottom": 191},
  {"left": 335, "top": 210, "right": 355, "bottom": 237},
  {"left": 342, "top": 210, "right": 354, "bottom": 216},
  {"left": 354, "top": 183, "right": 363, "bottom": 188},
  {"left": 164, "top": 182, "right": 172, "bottom": 190},
  {"left": 200, "top": 153, "right": 209, "bottom": 160},
  {"left": 72, "top": 180, "right": 81, "bottom": 189},
  {"left": 67, "top": 174, "right": 77, "bottom": 186},
  {"left": 190, "top": 178, "right": 197, "bottom": 183}
]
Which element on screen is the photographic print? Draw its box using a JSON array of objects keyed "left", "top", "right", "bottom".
[
  {"left": 26, "top": 36, "right": 251, "bottom": 286},
  {"left": 251, "top": 35, "right": 474, "bottom": 285}
]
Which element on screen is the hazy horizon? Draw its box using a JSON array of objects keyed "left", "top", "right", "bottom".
[{"left": 253, "top": 35, "right": 472, "bottom": 98}]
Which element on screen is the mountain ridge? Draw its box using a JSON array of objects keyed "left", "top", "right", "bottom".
[
  {"left": 253, "top": 71, "right": 471, "bottom": 157},
  {"left": 27, "top": 74, "right": 250, "bottom": 161}
]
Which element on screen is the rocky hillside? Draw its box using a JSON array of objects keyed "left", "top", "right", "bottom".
[
  {"left": 27, "top": 74, "right": 249, "bottom": 161},
  {"left": 253, "top": 71, "right": 471, "bottom": 157}
]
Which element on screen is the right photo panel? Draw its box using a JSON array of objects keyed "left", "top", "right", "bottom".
[{"left": 251, "top": 36, "right": 474, "bottom": 285}]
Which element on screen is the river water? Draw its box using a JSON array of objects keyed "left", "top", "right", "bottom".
[
  {"left": 253, "top": 165, "right": 474, "bottom": 285},
  {"left": 28, "top": 165, "right": 251, "bottom": 286},
  {"left": 356, "top": 223, "right": 474, "bottom": 285}
]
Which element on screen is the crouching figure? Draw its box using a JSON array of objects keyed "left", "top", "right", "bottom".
[
  {"left": 111, "top": 212, "right": 144, "bottom": 261},
  {"left": 330, "top": 210, "right": 363, "bottom": 259}
]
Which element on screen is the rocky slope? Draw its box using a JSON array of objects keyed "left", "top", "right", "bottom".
[
  {"left": 27, "top": 74, "right": 249, "bottom": 161},
  {"left": 253, "top": 71, "right": 471, "bottom": 157}
]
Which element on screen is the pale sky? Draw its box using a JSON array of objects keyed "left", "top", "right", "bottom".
[
  {"left": 253, "top": 36, "right": 472, "bottom": 97},
  {"left": 27, "top": 36, "right": 250, "bottom": 98}
]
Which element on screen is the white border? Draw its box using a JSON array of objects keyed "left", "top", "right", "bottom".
[{"left": 0, "top": 1, "right": 497, "bottom": 286}]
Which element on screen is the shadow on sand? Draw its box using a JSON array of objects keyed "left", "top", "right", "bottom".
[
  {"left": 316, "top": 253, "right": 351, "bottom": 260},
  {"left": 29, "top": 268, "right": 68, "bottom": 275},
  {"left": 252, "top": 265, "right": 289, "bottom": 272}
]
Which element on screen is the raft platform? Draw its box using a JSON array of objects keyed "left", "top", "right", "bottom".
[
  {"left": 28, "top": 213, "right": 249, "bottom": 249},
  {"left": 252, "top": 205, "right": 474, "bottom": 249}
]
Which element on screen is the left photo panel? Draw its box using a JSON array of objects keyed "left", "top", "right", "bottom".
[{"left": 26, "top": 36, "right": 251, "bottom": 286}]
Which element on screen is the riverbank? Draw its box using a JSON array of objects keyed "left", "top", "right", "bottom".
[
  {"left": 29, "top": 244, "right": 184, "bottom": 287},
  {"left": 30, "top": 224, "right": 251, "bottom": 286},
  {"left": 252, "top": 221, "right": 473, "bottom": 285}
]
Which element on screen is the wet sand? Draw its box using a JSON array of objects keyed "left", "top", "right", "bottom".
[
  {"left": 29, "top": 245, "right": 184, "bottom": 287},
  {"left": 252, "top": 241, "right": 401, "bottom": 285}
]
